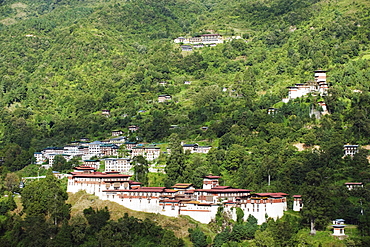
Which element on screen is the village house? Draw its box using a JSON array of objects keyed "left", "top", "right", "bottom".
[
  {"left": 67, "top": 172, "right": 288, "bottom": 224},
  {"left": 345, "top": 182, "right": 363, "bottom": 190},
  {"left": 63, "top": 145, "right": 83, "bottom": 157},
  {"left": 182, "top": 143, "right": 212, "bottom": 154},
  {"left": 158, "top": 94, "right": 172, "bottom": 103},
  {"left": 122, "top": 141, "right": 138, "bottom": 151},
  {"left": 181, "top": 45, "right": 192, "bottom": 51},
  {"left": 112, "top": 130, "right": 123, "bottom": 136},
  {"left": 332, "top": 224, "right": 346, "bottom": 237},
  {"left": 88, "top": 141, "right": 104, "bottom": 158},
  {"left": 109, "top": 136, "right": 127, "bottom": 146},
  {"left": 128, "top": 125, "right": 139, "bottom": 132},
  {"left": 131, "top": 145, "right": 161, "bottom": 161},
  {"left": 174, "top": 34, "right": 223, "bottom": 45},
  {"left": 102, "top": 109, "right": 111, "bottom": 116},
  {"left": 344, "top": 144, "right": 359, "bottom": 157},
  {"left": 34, "top": 152, "right": 44, "bottom": 164},
  {"left": 200, "top": 34, "right": 222, "bottom": 43},
  {"left": 100, "top": 143, "right": 119, "bottom": 156},
  {"left": 293, "top": 195, "right": 303, "bottom": 211},
  {"left": 83, "top": 159, "right": 100, "bottom": 170},
  {"left": 267, "top": 108, "right": 278, "bottom": 115},
  {"left": 104, "top": 158, "right": 132, "bottom": 174}
]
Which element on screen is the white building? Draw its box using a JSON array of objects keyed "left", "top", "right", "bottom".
[
  {"left": 174, "top": 34, "right": 223, "bottom": 45},
  {"left": 88, "top": 141, "right": 104, "bottom": 157},
  {"left": 344, "top": 145, "right": 359, "bottom": 157},
  {"left": 283, "top": 70, "right": 329, "bottom": 102},
  {"left": 293, "top": 195, "right": 303, "bottom": 211},
  {"left": 67, "top": 173, "right": 288, "bottom": 224},
  {"left": 345, "top": 182, "right": 363, "bottom": 190},
  {"left": 104, "top": 158, "right": 132, "bottom": 174},
  {"left": 182, "top": 144, "right": 212, "bottom": 154},
  {"left": 332, "top": 224, "right": 346, "bottom": 236}
]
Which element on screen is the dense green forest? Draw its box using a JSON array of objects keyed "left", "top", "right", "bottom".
[{"left": 1, "top": 0, "right": 370, "bottom": 245}]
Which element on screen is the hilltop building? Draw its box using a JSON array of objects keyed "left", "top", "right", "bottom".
[
  {"left": 282, "top": 70, "right": 329, "bottom": 103},
  {"left": 67, "top": 172, "right": 288, "bottom": 224},
  {"left": 174, "top": 34, "right": 223, "bottom": 45}
]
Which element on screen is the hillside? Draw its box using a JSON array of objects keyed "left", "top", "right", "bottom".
[
  {"left": 1, "top": 0, "right": 370, "bottom": 245},
  {"left": 67, "top": 191, "right": 207, "bottom": 239}
]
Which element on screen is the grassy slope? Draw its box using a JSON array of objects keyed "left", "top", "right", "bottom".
[{"left": 67, "top": 191, "right": 203, "bottom": 240}]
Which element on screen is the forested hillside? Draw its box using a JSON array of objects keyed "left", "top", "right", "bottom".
[{"left": 1, "top": 0, "right": 370, "bottom": 245}]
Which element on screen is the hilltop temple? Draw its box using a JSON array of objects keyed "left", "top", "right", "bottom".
[{"left": 67, "top": 167, "right": 288, "bottom": 224}]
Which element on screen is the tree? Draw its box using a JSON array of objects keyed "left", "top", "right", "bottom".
[
  {"left": 164, "top": 133, "right": 186, "bottom": 187},
  {"left": 301, "top": 169, "right": 332, "bottom": 234},
  {"left": 83, "top": 206, "right": 110, "bottom": 233},
  {"left": 52, "top": 155, "right": 70, "bottom": 172},
  {"left": 4, "top": 172, "right": 20, "bottom": 192},
  {"left": 236, "top": 207, "right": 244, "bottom": 224},
  {"left": 21, "top": 171, "right": 70, "bottom": 226},
  {"left": 188, "top": 227, "right": 207, "bottom": 247},
  {"left": 132, "top": 155, "right": 149, "bottom": 185}
]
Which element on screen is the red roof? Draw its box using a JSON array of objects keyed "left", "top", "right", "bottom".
[
  {"left": 74, "top": 166, "right": 95, "bottom": 170},
  {"left": 164, "top": 189, "right": 177, "bottom": 193},
  {"left": 72, "top": 173, "right": 131, "bottom": 178},
  {"left": 293, "top": 195, "right": 301, "bottom": 198},
  {"left": 129, "top": 181, "right": 142, "bottom": 185},
  {"left": 160, "top": 199, "right": 180, "bottom": 203},
  {"left": 212, "top": 186, "right": 230, "bottom": 189},
  {"left": 103, "top": 187, "right": 166, "bottom": 193},
  {"left": 195, "top": 188, "right": 252, "bottom": 193},
  {"left": 203, "top": 175, "right": 221, "bottom": 179},
  {"left": 345, "top": 182, "right": 363, "bottom": 185},
  {"left": 253, "top": 193, "right": 289, "bottom": 198}
]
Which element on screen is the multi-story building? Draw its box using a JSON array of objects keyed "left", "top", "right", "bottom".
[
  {"left": 104, "top": 158, "right": 132, "bottom": 174},
  {"left": 131, "top": 145, "right": 161, "bottom": 161},
  {"left": 67, "top": 172, "right": 288, "bottom": 224},
  {"left": 182, "top": 144, "right": 212, "bottom": 154}
]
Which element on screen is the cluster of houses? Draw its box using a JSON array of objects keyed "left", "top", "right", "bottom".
[
  {"left": 174, "top": 34, "right": 223, "bottom": 51},
  {"left": 34, "top": 132, "right": 212, "bottom": 174},
  {"left": 67, "top": 170, "right": 289, "bottom": 224}
]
